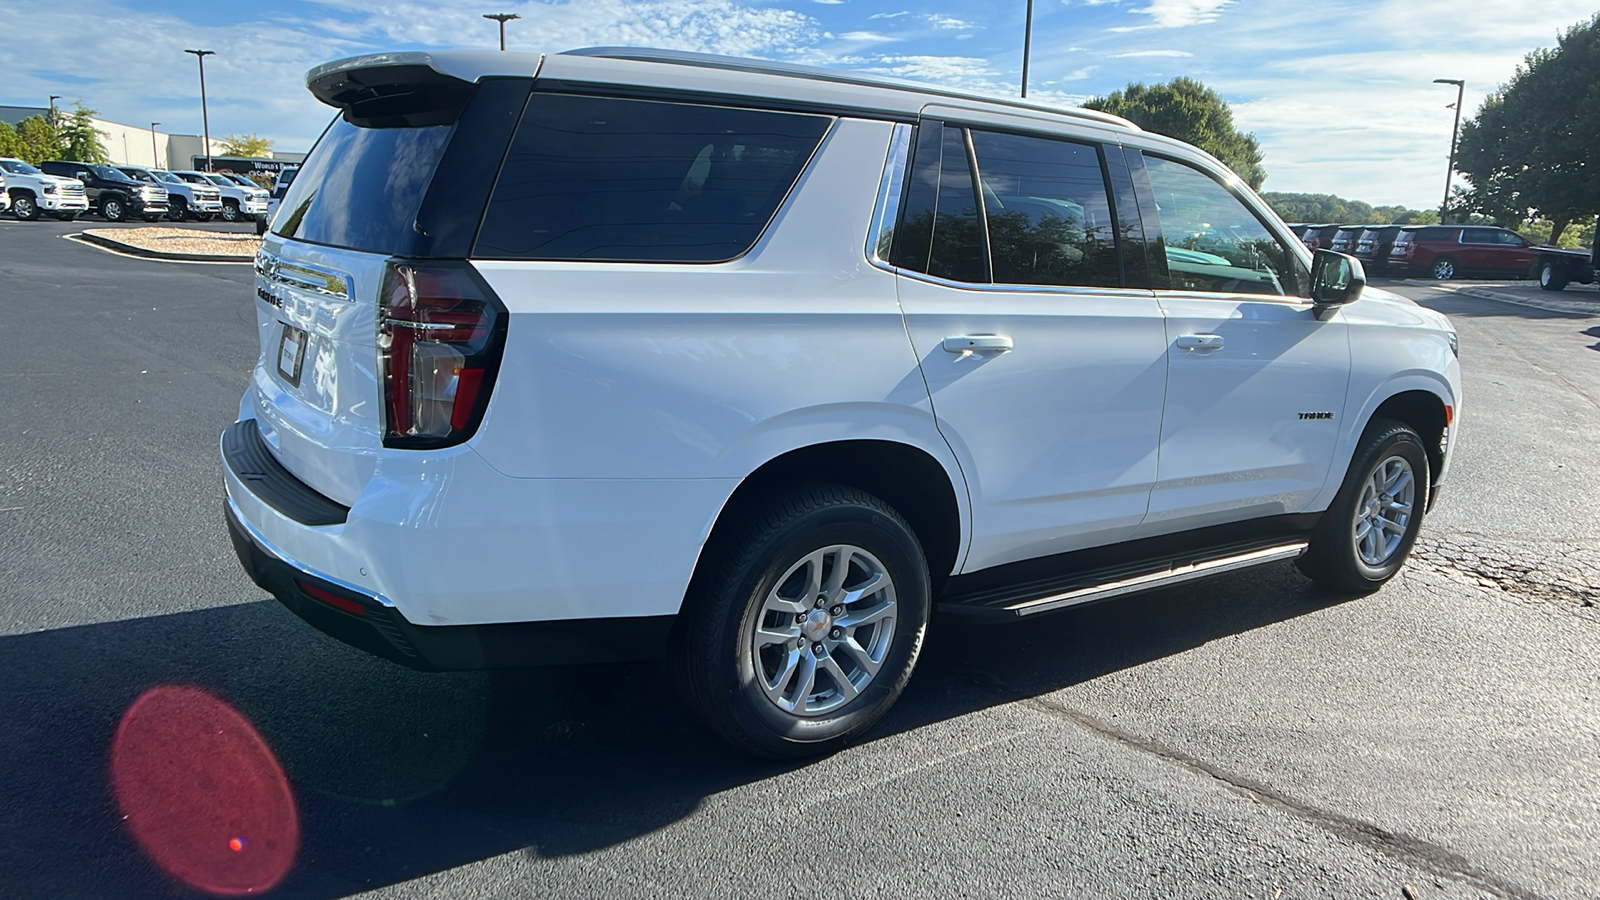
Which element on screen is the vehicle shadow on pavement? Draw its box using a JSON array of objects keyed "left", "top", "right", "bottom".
[{"left": 0, "top": 564, "right": 1344, "bottom": 898}]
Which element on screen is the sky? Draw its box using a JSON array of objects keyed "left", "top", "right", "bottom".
[{"left": 1, "top": 0, "right": 1594, "bottom": 208}]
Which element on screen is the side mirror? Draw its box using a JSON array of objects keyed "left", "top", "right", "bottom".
[{"left": 1311, "top": 249, "right": 1365, "bottom": 317}]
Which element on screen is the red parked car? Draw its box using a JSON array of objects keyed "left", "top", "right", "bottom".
[{"left": 1389, "top": 225, "right": 1540, "bottom": 280}]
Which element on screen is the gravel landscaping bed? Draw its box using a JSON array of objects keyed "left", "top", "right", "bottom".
[{"left": 81, "top": 226, "right": 260, "bottom": 260}]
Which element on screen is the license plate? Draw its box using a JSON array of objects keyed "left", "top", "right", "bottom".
[{"left": 276, "top": 323, "right": 308, "bottom": 387}]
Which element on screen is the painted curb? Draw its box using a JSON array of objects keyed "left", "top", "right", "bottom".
[
  {"left": 76, "top": 230, "right": 254, "bottom": 264},
  {"left": 1400, "top": 279, "right": 1600, "bottom": 316}
]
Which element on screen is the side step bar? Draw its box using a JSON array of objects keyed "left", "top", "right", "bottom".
[{"left": 939, "top": 540, "right": 1309, "bottom": 621}]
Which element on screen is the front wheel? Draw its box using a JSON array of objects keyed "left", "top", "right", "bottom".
[
  {"left": 100, "top": 197, "right": 126, "bottom": 221},
  {"left": 12, "top": 195, "right": 41, "bottom": 220},
  {"left": 1297, "top": 420, "right": 1430, "bottom": 594},
  {"left": 220, "top": 201, "right": 241, "bottom": 222},
  {"left": 1538, "top": 262, "right": 1569, "bottom": 292},
  {"left": 672, "top": 484, "right": 931, "bottom": 759},
  {"left": 1431, "top": 258, "right": 1456, "bottom": 280},
  {"left": 166, "top": 197, "right": 188, "bottom": 221}
]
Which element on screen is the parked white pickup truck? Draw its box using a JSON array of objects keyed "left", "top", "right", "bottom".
[
  {"left": 117, "top": 166, "right": 223, "bottom": 221},
  {"left": 1, "top": 157, "right": 90, "bottom": 220},
  {"left": 183, "top": 170, "right": 269, "bottom": 223}
]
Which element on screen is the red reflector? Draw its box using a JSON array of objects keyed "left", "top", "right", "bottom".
[
  {"left": 1444, "top": 405, "right": 1454, "bottom": 426},
  {"left": 451, "top": 367, "right": 486, "bottom": 431},
  {"left": 297, "top": 580, "right": 367, "bottom": 617}
]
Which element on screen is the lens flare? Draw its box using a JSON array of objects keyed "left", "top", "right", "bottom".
[{"left": 110, "top": 685, "right": 298, "bottom": 896}]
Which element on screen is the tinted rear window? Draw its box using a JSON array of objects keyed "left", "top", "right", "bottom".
[
  {"left": 272, "top": 116, "right": 453, "bottom": 254},
  {"left": 474, "top": 94, "right": 831, "bottom": 262}
]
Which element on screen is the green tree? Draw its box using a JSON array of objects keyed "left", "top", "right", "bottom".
[
  {"left": 13, "top": 115, "right": 63, "bottom": 164},
  {"left": 58, "top": 102, "right": 109, "bottom": 163},
  {"left": 1456, "top": 13, "right": 1600, "bottom": 243},
  {"left": 1260, "top": 192, "right": 1438, "bottom": 225},
  {"left": 217, "top": 133, "right": 273, "bottom": 158},
  {"left": 1085, "top": 77, "right": 1266, "bottom": 189},
  {"left": 0, "top": 121, "right": 25, "bottom": 159}
]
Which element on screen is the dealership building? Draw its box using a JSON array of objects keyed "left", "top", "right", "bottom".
[{"left": 0, "top": 106, "right": 304, "bottom": 174}]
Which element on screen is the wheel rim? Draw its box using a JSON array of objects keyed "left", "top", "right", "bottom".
[
  {"left": 748, "top": 543, "right": 896, "bottom": 717},
  {"left": 105, "top": 200, "right": 122, "bottom": 219},
  {"left": 1352, "top": 455, "right": 1416, "bottom": 568},
  {"left": 16, "top": 198, "right": 34, "bottom": 216},
  {"left": 1434, "top": 260, "right": 1453, "bottom": 279},
  {"left": 1541, "top": 266, "right": 1552, "bottom": 286}
]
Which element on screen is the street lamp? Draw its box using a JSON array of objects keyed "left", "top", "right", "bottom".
[
  {"left": 1020, "top": 0, "right": 1034, "bottom": 99},
  {"left": 185, "top": 49, "right": 216, "bottom": 171},
  {"left": 483, "top": 13, "right": 520, "bottom": 51},
  {"left": 48, "top": 95, "right": 61, "bottom": 126},
  {"left": 150, "top": 123, "right": 161, "bottom": 168},
  {"left": 1434, "top": 78, "right": 1465, "bottom": 225}
]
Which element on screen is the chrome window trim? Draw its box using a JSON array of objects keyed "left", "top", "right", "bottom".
[
  {"left": 865, "top": 122, "right": 912, "bottom": 271},
  {"left": 892, "top": 265, "right": 1156, "bottom": 298}
]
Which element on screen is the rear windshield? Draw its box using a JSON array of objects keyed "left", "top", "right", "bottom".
[
  {"left": 474, "top": 94, "right": 832, "bottom": 262},
  {"left": 272, "top": 116, "right": 453, "bottom": 254}
]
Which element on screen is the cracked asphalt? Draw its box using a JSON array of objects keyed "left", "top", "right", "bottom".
[{"left": 1, "top": 218, "right": 1597, "bottom": 899}]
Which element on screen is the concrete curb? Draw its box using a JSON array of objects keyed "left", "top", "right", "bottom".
[
  {"left": 75, "top": 230, "right": 252, "bottom": 264},
  {"left": 1400, "top": 279, "right": 1600, "bottom": 316}
]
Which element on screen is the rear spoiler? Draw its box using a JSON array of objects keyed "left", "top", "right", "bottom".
[{"left": 306, "top": 51, "right": 544, "bottom": 127}]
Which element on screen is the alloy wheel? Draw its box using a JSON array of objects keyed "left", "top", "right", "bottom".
[{"left": 1352, "top": 455, "right": 1416, "bottom": 568}]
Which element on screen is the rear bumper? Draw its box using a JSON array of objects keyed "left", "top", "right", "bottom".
[{"left": 225, "top": 494, "right": 675, "bottom": 670}]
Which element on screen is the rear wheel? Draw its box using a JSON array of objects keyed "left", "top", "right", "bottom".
[
  {"left": 100, "top": 197, "right": 126, "bottom": 222},
  {"left": 1297, "top": 419, "right": 1429, "bottom": 594},
  {"left": 672, "top": 484, "right": 930, "bottom": 759},
  {"left": 1538, "top": 261, "right": 1569, "bottom": 292},
  {"left": 1431, "top": 257, "right": 1456, "bottom": 280}
]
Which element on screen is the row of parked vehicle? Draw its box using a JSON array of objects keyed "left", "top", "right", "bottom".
[
  {"left": 1288, "top": 221, "right": 1600, "bottom": 291},
  {"left": 0, "top": 157, "right": 269, "bottom": 223}
]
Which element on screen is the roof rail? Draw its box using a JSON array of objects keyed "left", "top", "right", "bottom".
[{"left": 559, "top": 47, "right": 1138, "bottom": 131}]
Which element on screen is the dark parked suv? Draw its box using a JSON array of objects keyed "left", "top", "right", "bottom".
[
  {"left": 38, "top": 161, "right": 168, "bottom": 222},
  {"left": 1389, "top": 225, "right": 1539, "bottom": 280},
  {"left": 1329, "top": 225, "right": 1368, "bottom": 255},
  {"left": 1302, "top": 223, "right": 1341, "bottom": 251},
  {"left": 1355, "top": 225, "right": 1403, "bottom": 276}
]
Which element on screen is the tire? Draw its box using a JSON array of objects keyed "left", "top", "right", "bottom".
[
  {"left": 100, "top": 196, "right": 126, "bottom": 222},
  {"left": 220, "top": 200, "right": 241, "bottom": 223},
  {"left": 255, "top": 216, "right": 268, "bottom": 236},
  {"left": 1431, "top": 257, "right": 1456, "bottom": 280},
  {"left": 166, "top": 197, "right": 188, "bottom": 222},
  {"left": 194, "top": 212, "right": 214, "bottom": 222},
  {"left": 1538, "top": 261, "right": 1569, "bottom": 292},
  {"left": 12, "top": 194, "right": 40, "bottom": 221},
  {"left": 672, "top": 484, "right": 931, "bottom": 759},
  {"left": 1297, "top": 419, "right": 1430, "bottom": 594},
  {"left": 142, "top": 214, "right": 163, "bottom": 222},
  {"left": 54, "top": 212, "right": 78, "bottom": 222}
]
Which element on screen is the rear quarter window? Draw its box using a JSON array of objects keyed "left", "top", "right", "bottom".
[{"left": 473, "top": 94, "right": 832, "bottom": 262}]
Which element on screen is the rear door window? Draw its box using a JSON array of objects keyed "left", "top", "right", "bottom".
[
  {"left": 1461, "top": 228, "right": 1497, "bottom": 245},
  {"left": 970, "top": 129, "right": 1120, "bottom": 288},
  {"left": 474, "top": 94, "right": 831, "bottom": 262}
]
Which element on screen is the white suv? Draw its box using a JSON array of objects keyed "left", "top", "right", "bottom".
[{"left": 224, "top": 49, "right": 1460, "bottom": 758}]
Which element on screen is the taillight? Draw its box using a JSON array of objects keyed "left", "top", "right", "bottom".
[{"left": 378, "top": 260, "right": 507, "bottom": 449}]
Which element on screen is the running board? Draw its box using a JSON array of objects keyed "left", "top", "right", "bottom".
[{"left": 939, "top": 540, "right": 1309, "bottom": 621}]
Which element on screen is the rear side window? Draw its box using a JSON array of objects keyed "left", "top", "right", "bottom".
[
  {"left": 1461, "top": 227, "right": 1497, "bottom": 245},
  {"left": 474, "top": 94, "right": 831, "bottom": 262},
  {"left": 272, "top": 116, "right": 454, "bottom": 254},
  {"left": 971, "top": 130, "right": 1119, "bottom": 288}
]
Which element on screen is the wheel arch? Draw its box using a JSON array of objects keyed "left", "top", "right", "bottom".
[
  {"left": 1369, "top": 389, "right": 1449, "bottom": 488},
  {"left": 7, "top": 186, "right": 36, "bottom": 199},
  {"left": 699, "top": 439, "right": 967, "bottom": 595}
]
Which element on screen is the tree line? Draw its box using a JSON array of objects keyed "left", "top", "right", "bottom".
[{"left": 1, "top": 100, "right": 274, "bottom": 167}]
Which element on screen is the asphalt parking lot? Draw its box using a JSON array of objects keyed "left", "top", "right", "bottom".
[{"left": 1, "top": 217, "right": 1597, "bottom": 899}]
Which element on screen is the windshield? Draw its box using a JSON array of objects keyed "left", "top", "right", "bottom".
[
  {"left": 119, "top": 168, "right": 157, "bottom": 183},
  {"left": 88, "top": 165, "right": 136, "bottom": 183},
  {"left": 176, "top": 173, "right": 209, "bottom": 184},
  {"left": 1, "top": 159, "right": 43, "bottom": 175},
  {"left": 154, "top": 171, "right": 183, "bottom": 184}
]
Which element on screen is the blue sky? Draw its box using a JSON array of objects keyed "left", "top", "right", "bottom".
[{"left": 2, "top": 0, "right": 1594, "bottom": 207}]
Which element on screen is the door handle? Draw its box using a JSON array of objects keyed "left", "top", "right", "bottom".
[
  {"left": 1176, "top": 333, "right": 1224, "bottom": 352},
  {"left": 942, "top": 334, "right": 1014, "bottom": 353}
]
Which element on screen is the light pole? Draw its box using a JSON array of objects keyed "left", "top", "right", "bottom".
[
  {"left": 150, "top": 123, "right": 161, "bottom": 168},
  {"left": 1433, "top": 78, "right": 1464, "bottom": 225},
  {"left": 483, "top": 13, "right": 520, "bottom": 51},
  {"left": 48, "top": 95, "right": 61, "bottom": 126},
  {"left": 1020, "top": 0, "right": 1034, "bottom": 98},
  {"left": 185, "top": 49, "right": 216, "bottom": 171}
]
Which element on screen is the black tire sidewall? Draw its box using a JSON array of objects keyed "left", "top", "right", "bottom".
[
  {"left": 685, "top": 489, "right": 930, "bottom": 757},
  {"left": 15, "top": 196, "right": 39, "bottom": 220},
  {"left": 102, "top": 198, "right": 124, "bottom": 221},
  {"left": 1307, "top": 422, "right": 1430, "bottom": 590},
  {"left": 222, "top": 201, "right": 240, "bottom": 221},
  {"left": 167, "top": 198, "right": 186, "bottom": 221}
]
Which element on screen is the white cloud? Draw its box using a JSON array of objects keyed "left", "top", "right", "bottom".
[
  {"left": 1112, "top": 49, "right": 1192, "bottom": 57},
  {"left": 836, "top": 30, "right": 899, "bottom": 42},
  {"left": 925, "top": 14, "right": 976, "bottom": 30},
  {"left": 1126, "top": 0, "right": 1232, "bottom": 28},
  {"left": 868, "top": 10, "right": 909, "bottom": 19}
]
